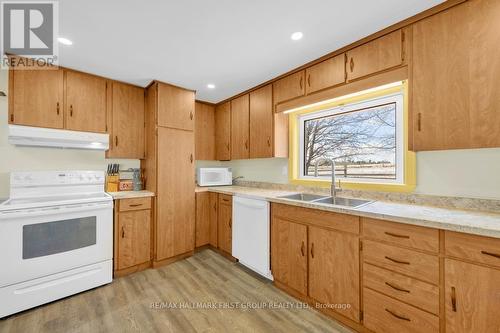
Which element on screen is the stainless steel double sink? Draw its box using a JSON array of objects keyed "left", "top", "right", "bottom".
[{"left": 278, "top": 193, "right": 372, "bottom": 208}]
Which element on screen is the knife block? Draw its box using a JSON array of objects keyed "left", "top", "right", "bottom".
[{"left": 106, "top": 175, "right": 119, "bottom": 192}]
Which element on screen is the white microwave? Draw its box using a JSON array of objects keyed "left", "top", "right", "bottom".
[{"left": 197, "top": 168, "right": 232, "bottom": 186}]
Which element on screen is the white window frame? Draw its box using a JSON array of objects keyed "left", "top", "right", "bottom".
[{"left": 298, "top": 92, "right": 404, "bottom": 184}]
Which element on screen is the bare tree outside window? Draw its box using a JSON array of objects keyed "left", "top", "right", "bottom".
[{"left": 303, "top": 103, "right": 396, "bottom": 179}]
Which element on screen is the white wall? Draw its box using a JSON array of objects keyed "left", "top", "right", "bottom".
[
  {"left": 197, "top": 149, "right": 500, "bottom": 200},
  {"left": 0, "top": 69, "right": 139, "bottom": 199}
]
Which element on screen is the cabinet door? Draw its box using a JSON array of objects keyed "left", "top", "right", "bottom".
[
  {"left": 195, "top": 102, "right": 215, "bottom": 160},
  {"left": 445, "top": 259, "right": 500, "bottom": 333},
  {"left": 117, "top": 209, "right": 151, "bottom": 270},
  {"left": 250, "top": 85, "right": 273, "bottom": 158},
  {"left": 209, "top": 192, "right": 218, "bottom": 247},
  {"left": 217, "top": 201, "right": 232, "bottom": 254},
  {"left": 108, "top": 82, "right": 145, "bottom": 158},
  {"left": 157, "top": 83, "right": 194, "bottom": 131},
  {"left": 412, "top": 0, "right": 500, "bottom": 150},
  {"left": 156, "top": 127, "right": 195, "bottom": 260},
  {"left": 10, "top": 69, "right": 64, "bottom": 128},
  {"left": 273, "top": 70, "right": 305, "bottom": 105},
  {"left": 305, "top": 54, "right": 345, "bottom": 94},
  {"left": 271, "top": 217, "right": 308, "bottom": 295},
  {"left": 309, "top": 226, "right": 360, "bottom": 322},
  {"left": 65, "top": 71, "right": 107, "bottom": 133},
  {"left": 231, "top": 94, "right": 250, "bottom": 160},
  {"left": 215, "top": 102, "right": 231, "bottom": 160},
  {"left": 346, "top": 30, "right": 402, "bottom": 81},
  {"left": 195, "top": 192, "right": 210, "bottom": 247}
]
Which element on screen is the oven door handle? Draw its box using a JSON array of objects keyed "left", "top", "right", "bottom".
[{"left": 0, "top": 202, "right": 112, "bottom": 219}]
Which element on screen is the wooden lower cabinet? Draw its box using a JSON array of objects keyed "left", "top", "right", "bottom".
[
  {"left": 445, "top": 259, "right": 500, "bottom": 333},
  {"left": 217, "top": 195, "right": 232, "bottom": 255},
  {"left": 114, "top": 198, "right": 152, "bottom": 276},
  {"left": 209, "top": 192, "right": 218, "bottom": 247},
  {"left": 195, "top": 191, "right": 219, "bottom": 248},
  {"left": 309, "top": 226, "right": 360, "bottom": 322},
  {"left": 363, "top": 288, "right": 439, "bottom": 333},
  {"left": 271, "top": 216, "right": 308, "bottom": 295}
]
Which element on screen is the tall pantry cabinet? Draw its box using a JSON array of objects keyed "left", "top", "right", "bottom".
[{"left": 142, "top": 81, "right": 196, "bottom": 265}]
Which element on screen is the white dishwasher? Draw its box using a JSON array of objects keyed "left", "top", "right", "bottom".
[{"left": 232, "top": 196, "right": 273, "bottom": 280}]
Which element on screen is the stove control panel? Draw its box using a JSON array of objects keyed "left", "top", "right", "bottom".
[{"left": 11, "top": 171, "right": 105, "bottom": 187}]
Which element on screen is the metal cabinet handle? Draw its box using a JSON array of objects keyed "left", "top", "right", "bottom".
[
  {"left": 310, "top": 242, "right": 315, "bottom": 258},
  {"left": 385, "top": 256, "right": 410, "bottom": 265},
  {"left": 385, "top": 308, "right": 411, "bottom": 322},
  {"left": 300, "top": 241, "right": 305, "bottom": 257},
  {"left": 267, "top": 137, "right": 271, "bottom": 147},
  {"left": 244, "top": 140, "right": 248, "bottom": 150},
  {"left": 121, "top": 226, "right": 125, "bottom": 238},
  {"left": 70, "top": 105, "right": 73, "bottom": 117},
  {"left": 384, "top": 231, "right": 410, "bottom": 239},
  {"left": 481, "top": 250, "right": 500, "bottom": 259},
  {"left": 56, "top": 102, "right": 60, "bottom": 115},
  {"left": 226, "top": 143, "right": 230, "bottom": 151},
  {"left": 349, "top": 58, "right": 354, "bottom": 72},
  {"left": 190, "top": 112, "right": 193, "bottom": 120},
  {"left": 451, "top": 286, "right": 457, "bottom": 312},
  {"left": 229, "top": 218, "right": 232, "bottom": 229},
  {"left": 299, "top": 76, "right": 303, "bottom": 90},
  {"left": 307, "top": 74, "right": 311, "bottom": 87},
  {"left": 115, "top": 136, "right": 118, "bottom": 147},
  {"left": 190, "top": 154, "right": 193, "bottom": 163},
  {"left": 129, "top": 203, "right": 142, "bottom": 207},
  {"left": 385, "top": 282, "right": 410, "bottom": 293},
  {"left": 417, "top": 113, "right": 422, "bottom": 131}
]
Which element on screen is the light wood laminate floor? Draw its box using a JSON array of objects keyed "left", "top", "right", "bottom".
[{"left": 0, "top": 249, "right": 352, "bottom": 333}]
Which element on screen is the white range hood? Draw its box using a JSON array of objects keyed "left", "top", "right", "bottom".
[{"left": 8, "top": 125, "right": 109, "bottom": 150}]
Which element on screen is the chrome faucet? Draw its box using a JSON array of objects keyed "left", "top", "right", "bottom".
[{"left": 314, "top": 158, "right": 342, "bottom": 198}]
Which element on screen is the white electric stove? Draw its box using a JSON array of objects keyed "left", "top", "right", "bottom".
[{"left": 0, "top": 171, "right": 113, "bottom": 318}]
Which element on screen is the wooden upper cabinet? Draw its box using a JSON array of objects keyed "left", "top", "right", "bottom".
[
  {"left": 157, "top": 82, "right": 195, "bottom": 131},
  {"left": 346, "top": 30, "right": 403, "bottom": 81},
  {"left": 108, "top": 82, "right": 145, "bottom": 159},
  {"left": 308, "top": 225, "right": 360, "bottom": 322},
  {"left": 65, "top": 71, "right": 107, "bottom": 133},
  {"left": 195, "top": 102, "right": 215, "bottom": 160},
  {"left": 249, "top": 85, "right": 273, "bottom": 158},
  {"left": 10, "top": 69, "right": 64, "bottom": 129},
  {"left": 412, "top": 0, "right": 500, "bottom": 150},
  {"left": 271, "top": 216, "right": 308, "bottom": 295},
  {"left": 215, "top": 102, "right": 231, "bottom": 160},
  {"left": 273, "top": 70, "right": 305, "bottom": 105},
  {"left": 230, "top": 94, "right": 250, "bottom": 160},
  {"left": 305, "top": 54, "right": 345, "bottom": 94},
  {"left": 445, "top": 259, "right": 500, "bottom": 333}
]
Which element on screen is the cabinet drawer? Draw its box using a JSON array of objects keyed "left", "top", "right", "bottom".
[
  {"left": 272, "top": 203, "right": 359, "bottom": 234},
  {"left": 445, "top": 231, "right": 500, "bottom": 268},
  {"left": 119, "top": 197, "right": 152, "bottom": 211},
  {"left": 364, "top": 288, "right": 439, "bottom": 333},
  {"left": 363, "top": 218, "right": 439, "bottom": 253},
  {"left": 364, "top": 263, "right": 439, "bottom": 315},
  {"left": 219, "top": 194, "right": 232, "bottom": 205},
  {"left": 363, "top": 240, "right": 439, "bottom": 284}
]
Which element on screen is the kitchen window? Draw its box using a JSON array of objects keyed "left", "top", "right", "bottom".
[{"left": 296, "top": 90, "right": 406, "bottom": 185}]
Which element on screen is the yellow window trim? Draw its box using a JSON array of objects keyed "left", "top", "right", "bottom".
[{"left": 288, "top": 81, "right": 416, "bottom": 193}]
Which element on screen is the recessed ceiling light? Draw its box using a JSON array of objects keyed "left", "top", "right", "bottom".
[
  {"left": 291, "top": 32, "right": 303, "bottom": 41},
  {"left": 207, "top": 84, "right": 215, "bottom": 89},
  {"left": 57, "top": 37, "right": 73, "bottom": 45}
]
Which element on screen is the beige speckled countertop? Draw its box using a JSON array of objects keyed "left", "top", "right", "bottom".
[
  {"left": 196, "top": 186, "right": 500, "bottom": 239},
  {"left": 107, "top": 190, "right": 155, "bottom": 199}
]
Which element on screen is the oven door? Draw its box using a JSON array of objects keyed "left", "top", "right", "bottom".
[{"left": 0, "top": 201, "right": 113, "bottom": 287}]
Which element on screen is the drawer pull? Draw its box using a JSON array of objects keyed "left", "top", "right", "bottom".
[
  {"left": 222, "top": 198, "right": 229, "bottom": 202},
  {"left": 384, "top": 231, "right": 410, "bottom": 239},
  {"left": 121, "top": 226, "right": 125, "bottom": 238},
  {"left": 385, "top": 308, "right": 411, "bottom": 322},
  {"left": 385, "top": 282, "right": 410, "bottom": 293},
  {"left": 481, "top": 250, "right": 500, "bottom": 259},
  {"left": 451, "top": 286, "right": 457, "bottom": 312},
  {"left": 385, "top": 256, "right": 410, "bottom": 265},
  {"left": 129, "top": 203, "right": 142, "bottom": 207},
  {"left": 300, "top": 241, "right": 305, "bottom": 257}
]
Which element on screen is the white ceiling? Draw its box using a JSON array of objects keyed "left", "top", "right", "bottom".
[{"left": 58, "top": 0, "right": 444, "bottom": 103}]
